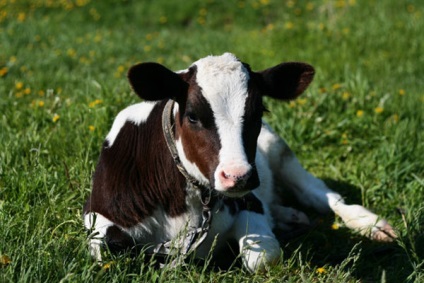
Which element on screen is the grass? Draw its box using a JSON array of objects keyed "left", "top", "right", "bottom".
[{"left": 0, "top": 0, "right": 423, "bottom": 281}]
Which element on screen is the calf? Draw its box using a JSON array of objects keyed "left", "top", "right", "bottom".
[{"left": 83, "top": 53, "right": 395, "bottom": 272}]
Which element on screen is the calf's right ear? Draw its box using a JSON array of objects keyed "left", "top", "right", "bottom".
[
  {"left": 259, "top": 62, "right": 315, "bottom": 100},
  {"left": 127, "top": 62, "right": 188, "bottom": 101}
]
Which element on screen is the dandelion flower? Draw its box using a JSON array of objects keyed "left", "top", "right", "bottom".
[
  {"left": 102, "top": 261, "right": 114, "bottom": 270},
  {"left": 17, "top": 12, "right": 26, "bottom": 22},
  {"left": 52, "top": 114, "right": 60, "bottom": 123},
  {"left": 117, "top": 65, "right": 125, "bottom": 73},
  {"left": 0, "top": 67, "right": 8, "bottom": 77},
  {"left": 332, "top": 83, "right": 342, "bottom": 90},
  {"left": 374, "top": 107, "right": 384, "bottom": 114},
  {"left": 342, "top": 91, "right": 350, "bottom": 100},
  {"left": 306, "top": 3, "right": 314, "bottom": 11},
  {"left": 319, "top": 87, "right": 327, "bottom": 94},
  {"left": 24, "top": 88, "right": 31, "bottom": 95},
  {"left": 159, "top": 16, "right": 167, "bottom": 24},
  {"left": 89, "top": 125, "right": 95, "bottom": 132},
  {"left": 316, "top": 267, "right": 326, "bottom": 274},
  {"left": 15, "top": 82, "right": 24, "bottom": 90},
  {"left": 199, "top": 8, "right": 208, "bottom": 16},
  {"left": 392, "top": 114, "right": 399, "bottom": 123},
  {"left": 297, "top": 98, "right": 307, "bottom": 105},
  {"left": 398, "top": 89, "right": 405, "bottom": 96},
  {"left": 284, "top": 21, "right": 294, "bottom": 30},
  {"left": 356, "top": 110, "right": 364, "bottom": 117},
  {"left": 0, "top": 255, "right": 11, "bottom": 266},
  {"left": 331, "top": 223, "right": 340, "bottom": 230},
  {"left": 38, "top": 101, "right": 45, "bottom": 107},
  {"left": 89, "top": 99, "right": 103, "bottom": 108}
]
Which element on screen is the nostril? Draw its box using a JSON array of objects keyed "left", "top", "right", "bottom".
[
  {"left": 221, "top": 171, "right": 230, "bottom": 180},
  {"left": 220, "top": 168, "right": 251, "bottom": 183}
]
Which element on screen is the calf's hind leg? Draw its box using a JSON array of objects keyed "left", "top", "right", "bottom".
[{"left": 258, "top": 124, "right": 396, "bottom": 242}]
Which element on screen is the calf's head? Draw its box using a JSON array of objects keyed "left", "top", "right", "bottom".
[{"left": 127, "top": 53, "right": 314, "bottom": 197}]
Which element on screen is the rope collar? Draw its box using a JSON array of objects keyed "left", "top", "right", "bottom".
[{"left": 154, "top": 99, "right": 213, "bottom": 260}]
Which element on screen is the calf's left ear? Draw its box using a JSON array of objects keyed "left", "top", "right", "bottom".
[
  {"left": 259, "top": 62, "right": 315, "bottom": 100},
  {"left": 127, "top": 62, "right": 188, "bottom": 101}
]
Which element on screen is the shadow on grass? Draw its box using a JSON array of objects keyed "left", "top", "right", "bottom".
[{"left": 274, "top": 178, "right": 418, "bottom": 282}]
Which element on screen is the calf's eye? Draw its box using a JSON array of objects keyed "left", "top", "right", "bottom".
[{"left": 187, "top": 113, "right": 198, "bottom": 124}]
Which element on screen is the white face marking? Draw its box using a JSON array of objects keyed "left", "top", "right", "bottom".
[
  {"left": 193, "top": 53, "right": 251, "bottom": 191},
  {"left": 106, "top": 101, "right": 158, "bottom": 146}
]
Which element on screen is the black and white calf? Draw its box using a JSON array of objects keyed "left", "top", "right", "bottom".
[{"left": 83, "top": 53, "right": 395, "bottom": 272}]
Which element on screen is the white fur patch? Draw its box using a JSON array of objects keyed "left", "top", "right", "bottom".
[
  {"left": 84, "top": 212, "right": 114, "bottom": 261},
  {"left": 106, "top": 101, "right": 158, "bottom": 146},
  {"left": 193, "top": 53, "right": 251, "bottom": 191}
]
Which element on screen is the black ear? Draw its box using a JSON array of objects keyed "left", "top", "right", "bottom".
[
  {"left": 127, "top": 62, "right": 187, "bottom": 101},
  {"left": 259, "top": 62, "right": 315, "bottom": 100}
]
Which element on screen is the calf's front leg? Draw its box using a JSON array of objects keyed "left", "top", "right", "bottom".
[{"left": 231, "top": 210, "right": 281, "bottom": 272}]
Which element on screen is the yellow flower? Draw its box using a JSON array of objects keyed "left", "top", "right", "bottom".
[
  {"left": 89, "top": 99, "right": 103, "bottom": 108},
  {"left": 197, "top": 17, "right": 206, "bottom": 25},
  {"left": 284, "top": 21, "right": 294, "bottom": 30},
  {"left": 102, "top": 261, "right": 114, "bottom": 270},
  {"left": 93, "top": 34, "right": 102, "bottom": 43},
  {"left": 38, "top": 101, "right": 45, "bottom": 107},
  {"left": 331, "top": 223, "right": 340, "bottom": 230},
  {"left": 332, "top": 83, "right": 342, "bottom": 90},
  {"left": 89, "top": 125, "right": 95, "bottom": 132},
  {"left": 144, "top": 45, "right": 151, "bottom": 52},
  {"left": 306, "top": 2, "right": 314, "bottom": 11},
  {"left": 0, "top": 254, "right": 11, "bottom": 266},
  {"left": 297, "top": 98, "right": 307, "bottom": 105},
  {"left": 67, "top": 48, "right": 76, "bottom": 57},
  {"left": 316, "top": 267, "right": 326, "bottom": 274},
  {"left": 265, "top": 23, "right": 274, "bottom": 32},
  {"left": 159, "top": 16, "right": 167, "bottom": 24},
  {"left": 335, "top": 0, "right": 346, "bottom": 8},
  {"left": 289, "top": 101, "right": 296, "bottom": 108},
  {"left": 15, "top": 81, "right": 24, "bottom": 90},
  {"left": 356, "top": 110, "right": 364, "bottom": 117},
  {"left": 17, "top": 12, "right": 26, "bottom": 22},
  {"left": 0, "top": 67, "right": 7, "bottom": 77},
  {"left": 117, "top": 65, "right": 125, "bottom": 73},
  {"left": 52, "top": 114, "right": 60, "bottom": 123},
  {"left": 342, "top": 28, "right": 350, "bottom": 35},
  {"left": 342, "top": 91, "right": 351, "bottom": 100},
  {"left": 374, "top": 106, "right": 384, "bottom": 114},
  {"left": 199, "top": 8, "right": 208, "bottom": 16},
  {"left": 319, "top": 87, "right": 327, "bottom": 94},
  {"left": 24, "top": 88, "right": 31, "bottom": 95},
  {"left": 398, "top": 89, "right": 405, "bottom": 96},
  {"left": 392, "top": 114, "right": 399, "bottom": 123}
]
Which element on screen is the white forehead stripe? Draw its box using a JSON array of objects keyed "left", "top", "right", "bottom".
[
  {"left": 193, "top": 53, "right": 250, "bottom": 162},
  {"left": 106, "top": 101, "right": 158, "bottom": 146}
]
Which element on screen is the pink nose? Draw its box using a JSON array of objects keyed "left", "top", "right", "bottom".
[{"left": 218, "top": 166, "right": 252, "bottom": 190}]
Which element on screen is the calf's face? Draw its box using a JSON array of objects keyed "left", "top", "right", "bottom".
[{"left": 127, "top": 53, "right": 314, "bottom": 197}]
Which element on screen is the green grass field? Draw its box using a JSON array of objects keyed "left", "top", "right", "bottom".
[{"left": 1, "top": 0, "right": 423, "bottom": 281}]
